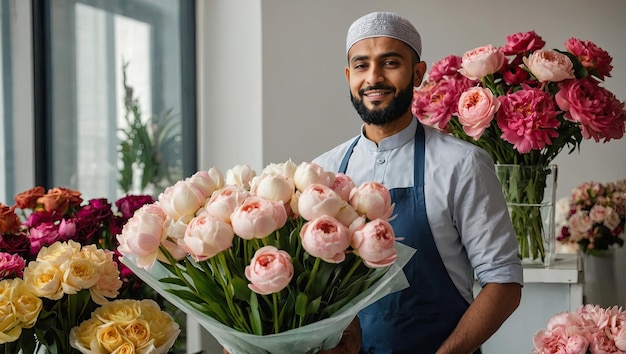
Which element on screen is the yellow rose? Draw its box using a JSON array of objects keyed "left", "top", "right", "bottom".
[
  {"left": 12, "top": 281, "right": 43, "bottom": 328},
  {"left": 123, "top": 319, "right": 151, "bottom": 349},
  {"left": 94, "top": 299, "right": 140, "bottom": 325},
  {"left": 96, "top": 323, "right": 125, "bottom": 352},
  {"left": 111, "top": 341, "right": 136, "bottom": 354},
  {"left": 140, "top": 300, "right": 180, "bottom": 350},
  {"left": 23, "top": 261, "right": 64, "bottom": 300},
  {"left": 36, "top": 240, "right": 80, "bottom": 267},
  {"left": 76, "top": 244, "right": 109, "bottom": 264},
  {"left": 0, "top": 298, "right": 21, "bottom": 344},
  {"left": 69, "top": 317, "right": 102, "bottom": 352},
  {"left": 60, "top": 257, "right": 100, "bottom": 294}
]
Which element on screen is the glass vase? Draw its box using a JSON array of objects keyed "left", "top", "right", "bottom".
[{"left": 495, "top": 164, "right": 557, "bottom": 267}]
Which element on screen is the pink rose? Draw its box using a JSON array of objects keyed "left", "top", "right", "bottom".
[
  {"left": 603, "top": 209, "right": 621, "bottom": 232},
  {"left": 458, "top": 45, "right": 505, "bottom": 80},
  {"left": 564, "top": 38, "right": 613, "bottom": 79},
  {"left": 116, "top": 203, "right": 166, "bottom": 270},
  {"left": 501, "top": 31, "right": 546, "bottom": 55},
  {"left": 457, "top": 87, "right": 500, "bottom": 139},
  {"left": 29, "top": 222, "right": 61, "bottom": 256},
  {"left": 298, "top": 184, "right": 344, "bottom": 221},
  {"left": 522, "top": 49, "right": 575, "bottom": 82},
  {"left": 352, "top": 219, "right": 398, "bottom": 268},
  {"left": 567, "top": 211, "right": 593, "bottom": 241},
  {"left": 501, "top": 57, "right": 531, "bottom": 85},
  {"left": 245, "top": 246, "right": 293, "bottom": 295},
  {"left": 330, "top": 173, "right": 356, "bottom": 201},
  {"left": 588, "top": 204, "right": 609, "bottom": 223},
  {"left": 158, "top": 179, "right": 207, "bottom": 220},
  {"left": 230, "top": 196, "right": 287, "bottom": 240},
  {"left": 183, "top": 214, "right": 234, "bottom": 261},
  {"left": 0, "top": 252, "right": 26, "bottom": 278},
  {"left": 293, "top": 162, "right": 335, "bottom": 192},
  {"left": 413, "top": 77, "right": 475, "bottom": 131},
  {"left": 250, "top": 173, "right": 295, "bottom": 204},
  {"left": 556, "top": 78, "right": 625, "bottom": 142},
  {"left": 349, "top": 182, "right": 394, "bottom": 221},
  {"left": 428, "top": 55, "right": 464, "bottom": 82},
  {"left": 300, "top": 215, "right": 351, "bottom": 263},
  {"left": 496, "top": 86, "right": 560, "bottom": 153},
  {"left": 203, "top": 185, "right": 249, "bottom": 223}
]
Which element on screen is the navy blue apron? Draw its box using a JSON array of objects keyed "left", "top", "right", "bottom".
[{"left": 338, "top": 123, "right": 479, "bottom": 354}]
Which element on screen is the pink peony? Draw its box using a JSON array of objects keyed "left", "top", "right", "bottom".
[
  {"left": 330, "top": 173, "right": 356, "bottom": 201},
  {"left": 297, "top": 184, "right": 344, "bottom": 221},
  {"left": 413, "top": 77, "right": 475, "bottom": 131},
  {"left": 300, "top": 215, "right": 350, "bottom": 263},
  {"left": 351, "top": 219, "right": 398, "bottom": 268},
  {"left": 183, "top": 214, "right": 234, "bottom": 261},
  {"left": 158, "top": 179, "right": 208, "bottom": 220},
  {"left": 230, "top": 196, "right": 287, "bottom": 240},
  {"left": 501, "top": 30, "right": 546, "bottom": 55},
  {"left": 564, "top": 38, "right": 613, "bottom": 79},
  {"left": 496, "top": 86, "right": 560, "bottom": 153},
  {"left": 349, "top": 182, "right": 395, "bottom": 221},
  {"left": 556, "top": 78, "right": 626, "bottom": 143},
  {"left": 457, "top": 87, "right": 500, "bottom": 139},
  {"left": 522, "top": 49, "right": 575, "bottom": 82},
  {"left": 245, "top": 246, "right": 293, "bottom": 295},
  {"left": 116, "top": 203, "right": 166, "bottom": 270},
  {"left": 427, "top": 55, "right": 464, "bottom": 82},
  {"left": 203, "top": 185, "right": 249, "bottom": 223},
  {"left": 458, "top": 45, "right": 505, "bottom": 80}
]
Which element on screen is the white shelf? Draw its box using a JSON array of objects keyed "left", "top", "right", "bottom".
[{"left": 523, "top": 253, "right": 582, "bottom": 284}]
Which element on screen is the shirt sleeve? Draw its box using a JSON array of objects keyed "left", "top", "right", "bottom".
[{"left": 452, "top": 148, "right": 524, "bottom": 288}]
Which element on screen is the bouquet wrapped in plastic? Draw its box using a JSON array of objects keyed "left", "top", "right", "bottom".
[{"left": 118, "top": 160, "right": 415, "bottom": 353}]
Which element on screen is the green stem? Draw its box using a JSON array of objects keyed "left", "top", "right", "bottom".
[
  {"left": 273, "top": 293, "right": 279, "bottom": 334},
  {"left": 304, "top": 257, "right": 321, "bottom": 294},
  {"left": 338, "top": 258, "right": 362, "bottom": 291}
]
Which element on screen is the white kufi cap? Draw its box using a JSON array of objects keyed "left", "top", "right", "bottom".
[{"left": 346, "top": 11, "right": 422, "bottom": 59}]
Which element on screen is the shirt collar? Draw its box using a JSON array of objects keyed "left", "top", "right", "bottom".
[{"left": 359, "top": 118, "right": 418, "bottom": 151}]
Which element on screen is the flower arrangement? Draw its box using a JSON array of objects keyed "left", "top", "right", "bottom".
[
  {"left": 532, "top": 304, "right": 626, "bottom": 353},
  {"left": 117, "top": 160, "right": 414, "bottom": 353},
  {"left": 556, "top": 179, "right": 626, "bottom": 255},
  {"left": 0, "top": 186, "right": 173, "bottom": 353},
  {"left": 412, "top": 30, "right": 626, "bottom": 264},
  {"left": 69, "top": 298, "right": 180, "bottom": 354}
]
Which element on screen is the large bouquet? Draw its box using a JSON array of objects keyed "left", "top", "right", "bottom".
[
  {"left": 0, "top": 187, "right": 174, "bottom": 353},
  {"left": 413, "top": 30, "right": 626, "bottom": 263},
  {"left": 556, "top": 179, "right": 626, "bottom": 255},
  {"left": 532, "top": 304, "right": 626, "bottom": 353},
  {"left": 118, "top": 160, "right": 414, "bottom": 353}
]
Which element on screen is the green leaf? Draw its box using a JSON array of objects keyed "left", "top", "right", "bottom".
[
  {"left": 231, "top": 275, "right": 252, "bottom": 302},
  {"left": 295, "top": 293, "right": 308, "bottom": 317},
  {"left": 249, "top": 292, "right": 263, "bottom": 335}
]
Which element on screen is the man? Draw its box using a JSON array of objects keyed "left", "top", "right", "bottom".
[{"left": 312, "top": 11, "right": 523, "bottom": 354}]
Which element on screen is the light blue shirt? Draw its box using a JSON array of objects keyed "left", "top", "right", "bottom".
[{"left": 313, "top": 118, "right": 523, "bottom": 303}]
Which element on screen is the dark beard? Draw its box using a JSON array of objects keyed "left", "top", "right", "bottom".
[{"left": 350, "top": 79, "right": 415, "bottom": 125}]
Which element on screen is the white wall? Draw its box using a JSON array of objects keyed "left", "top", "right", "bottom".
[{"left": 198, "top": 0, "right": 626, "bottom": 201}]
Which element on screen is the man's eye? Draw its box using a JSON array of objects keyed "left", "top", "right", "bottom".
[
  {"left": 354, "top": 63, "right": 367, "bottom": 70},
  {"left": 384, "top": 60, "right": 399, "bottom": 67}
]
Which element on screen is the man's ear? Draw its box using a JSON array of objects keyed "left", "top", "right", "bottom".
[
  {"left": 345, "top": 66, "right": 351, "bottom": 83},
  {"left": 413, "top": 61, "right": 427, "bottom": 87}
]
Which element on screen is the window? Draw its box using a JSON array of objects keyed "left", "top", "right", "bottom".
[{"left": 38, "top": 0, "right": 196, "bottom": 201}]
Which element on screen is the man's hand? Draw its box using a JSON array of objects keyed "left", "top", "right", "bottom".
[{"left": 318, "top": 316, "right": 362, "bottom": 354}]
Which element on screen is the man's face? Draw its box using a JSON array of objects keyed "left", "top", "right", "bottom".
[{"left": 346, "top": 37, "right": 424, "bottom": 125}]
